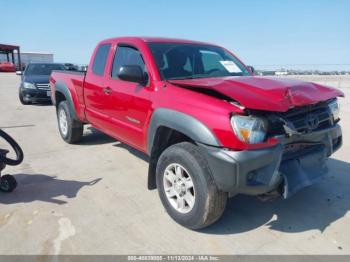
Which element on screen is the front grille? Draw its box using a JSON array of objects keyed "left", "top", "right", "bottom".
[
  {"left": 268, "top": 100, "right": 334, "bottom": 136},
  {"left": 35, "top": 83, "right": 50, "bottom": 90}
]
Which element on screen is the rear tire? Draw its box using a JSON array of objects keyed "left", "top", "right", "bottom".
[
  {"left": 156, "top": 142, "right": 227, "bottom": 229},
  {"left": 57, "top": 101, "right": 83, "bottom": 144}
]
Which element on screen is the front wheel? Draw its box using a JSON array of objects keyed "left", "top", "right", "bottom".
[
  {"left": 57, "top": 101, "right": 83, "bottom": 144},
  {"left": 156, "top": 142, "right": 227, "bottom": 229}
]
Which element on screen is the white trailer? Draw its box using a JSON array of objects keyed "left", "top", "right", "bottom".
[{"left": 15, "top": 52, "right": 54, "bottom": 66}]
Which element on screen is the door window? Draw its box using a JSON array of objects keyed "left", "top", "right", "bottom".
[{"left": 111, "top": 46, "right": 147, "bottom": 78}]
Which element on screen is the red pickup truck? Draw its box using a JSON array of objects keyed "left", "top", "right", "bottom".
[{"left": 50, "top": 37, "right": 343, "bottom": 229}]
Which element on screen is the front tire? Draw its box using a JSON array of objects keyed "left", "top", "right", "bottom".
[
  {"left": 57, "top": 101, "right": 83, "bottom": 144},
  {"left": 156, "top": 142, "right": 227, "bottom": 229}
]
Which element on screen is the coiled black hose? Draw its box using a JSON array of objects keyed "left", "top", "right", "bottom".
[{"left": 0, "top": 129, "right": 24, "bottom": 166}]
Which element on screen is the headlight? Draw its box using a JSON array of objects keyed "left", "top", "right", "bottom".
[
  {"left": 231, "top": 115, "right": 267, "bottom": 144},
  {"left": 328, "top": 100, "right": 340, "bottom": 121},
  {"left": 23, "top": 82, "right": 36, "bottom": 89}
]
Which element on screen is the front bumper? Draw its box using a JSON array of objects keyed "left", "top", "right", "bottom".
[
  {"left": 20, "top": 88, "right": 52, "bottom": 103},
  {"left": 199, "top": 124, "right": 342, "bottom": 197}
]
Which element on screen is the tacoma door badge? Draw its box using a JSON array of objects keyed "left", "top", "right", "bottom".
[{"left": 126, "top": 116, "right": 140, "bottom": 124}]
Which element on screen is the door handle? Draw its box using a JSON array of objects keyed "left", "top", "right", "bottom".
[{"left": 103, "top": 87, "right": 112, "bottom": 95}]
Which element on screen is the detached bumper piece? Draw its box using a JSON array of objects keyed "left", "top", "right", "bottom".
[
  {"left": 200, "top": 124, "right": 342, "bottom": 198},
  {"left": 280, "top": 145, "right": 328, "bottom": 198}
]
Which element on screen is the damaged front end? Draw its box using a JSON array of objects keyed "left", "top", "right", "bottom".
[
  {"left": 169, "top": 77, "right": 343, "bottom": 199},
  {"left": 253, "top": 99, "right": 342, "bottom": 198},
  {"left": 200, "top": 98, "right": 342, "bottom": 200}
]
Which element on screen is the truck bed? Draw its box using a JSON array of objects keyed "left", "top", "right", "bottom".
[{"left": 50, "top": 70, "right": 87, "bottom": 121}]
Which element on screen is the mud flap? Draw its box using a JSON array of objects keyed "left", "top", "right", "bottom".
[{"left": 280, "top": 148, "right": 328, "bottom": 198}]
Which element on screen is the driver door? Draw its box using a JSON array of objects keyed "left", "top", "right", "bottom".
[{"left": 103, "top": 44, "right": 152, "bottom": 151}]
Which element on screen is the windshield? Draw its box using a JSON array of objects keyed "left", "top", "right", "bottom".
[
  {"left": 25, "top": 63, "right": 65, "bottom": 75},
  {"left": 148, "top": 43, "right": 250, "bottom": 80}
]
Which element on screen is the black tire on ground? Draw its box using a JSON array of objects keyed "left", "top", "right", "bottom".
[
  {"left": 156, "top": 142, "right": 227, "bottom": 230},
  {"left": 19, "top": 92, "right": 31, "bottom": 105},
  {"left": 57, "top": 101, "right": 83, "bottom": 144},
  {"left": 0, "top": 175, "right": 17, "bottom": 193}
]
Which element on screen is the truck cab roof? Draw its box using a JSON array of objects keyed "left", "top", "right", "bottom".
[{"left": 100, "top": 36, "right": 215, "bottom": 46}]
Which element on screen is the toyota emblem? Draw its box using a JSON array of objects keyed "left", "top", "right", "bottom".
[{"left": 305, "top": 113, "right": 319, "bottom": 130}]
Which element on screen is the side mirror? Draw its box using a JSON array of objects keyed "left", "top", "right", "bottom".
[
  {"left": 118, "top": 65, "right": 147, "bottom": 84},
  {"left": 16, "top": 71, "right": 23, "bottom": 75},
  {"left": 247, "top": 66, "right": 255, "bottom": 75}
]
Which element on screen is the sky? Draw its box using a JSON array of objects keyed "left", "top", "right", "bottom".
[{"left": 1, "top": 0, "right": 350, "bottom": 70}]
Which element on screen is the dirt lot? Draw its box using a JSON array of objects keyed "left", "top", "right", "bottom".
[{"left": 0, "top": 73, "right": 350, "bottom": 255}]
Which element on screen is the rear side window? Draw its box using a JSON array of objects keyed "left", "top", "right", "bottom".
[
  {"left": 92, "top": 43, "right": 111, "bottom": 76},
  {"left": 111, "top": 46, "right": 147, "bottom": 78}
]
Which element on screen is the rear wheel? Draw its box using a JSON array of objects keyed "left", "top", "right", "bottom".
[
  {"left": 57, "top": 101, "right": 83, "bottom": 143},
  {"left": 156, "top": 142, "right": 227, "bottom": 229}
]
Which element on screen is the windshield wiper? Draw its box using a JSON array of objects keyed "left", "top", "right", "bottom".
[{"left": 166, "top": 76, "right": 195, "bottom": 80}]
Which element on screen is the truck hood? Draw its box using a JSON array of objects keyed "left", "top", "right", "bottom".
[{"left": 168, "top": 76, "right": 344, "bottom": 112}]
